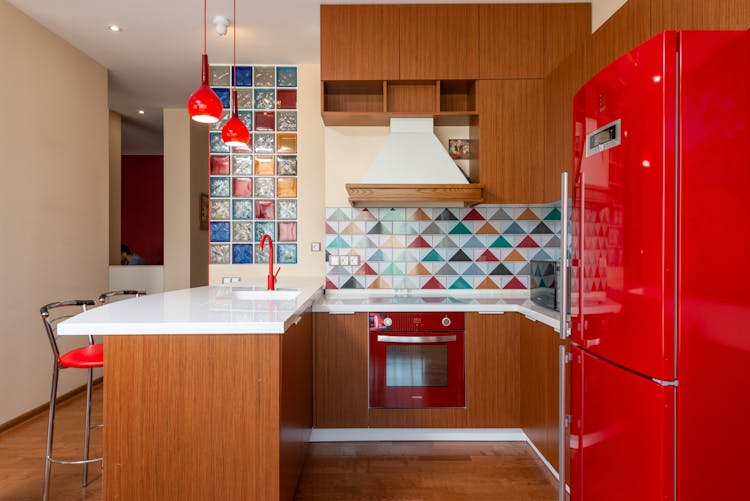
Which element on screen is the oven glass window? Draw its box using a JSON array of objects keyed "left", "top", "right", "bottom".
[{"left": 385, "top": 345, "right": 448, "bottom": 387}]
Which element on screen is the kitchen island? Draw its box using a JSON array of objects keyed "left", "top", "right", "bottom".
[{"left": 58, "top": 278, "right": 324, "bottom": 501}]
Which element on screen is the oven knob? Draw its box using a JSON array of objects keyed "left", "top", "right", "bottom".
[
  {"left": 441, "top": 316, "right": 451, "bottom": 327},
  {"left": 383, "top": 317, "right": 393, "bottom": 327}
]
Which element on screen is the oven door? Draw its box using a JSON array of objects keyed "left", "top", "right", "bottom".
[{"left": 369, "top": 331, "right": 465, "bottom": 408}]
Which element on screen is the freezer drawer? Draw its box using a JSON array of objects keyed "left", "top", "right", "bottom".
[{"left": 571, "top": 346, "right": 675, "bottom": 501}]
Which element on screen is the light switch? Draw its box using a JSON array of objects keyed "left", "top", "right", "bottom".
[
  {"left": 339, "top": 255, "right": 350, "bottom": 266},
  {"left": 329, "top": 255, "right": 340, "bottom": 266},
  {"left": 350, "top": 255, "right": 360, "bottom": 266},
  {"left": 311, "top": 242, "right": 322, "bottom": 252}
]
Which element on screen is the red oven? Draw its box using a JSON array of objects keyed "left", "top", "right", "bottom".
[{"left": 369, "top": 312, "right": 465, "bottom": 408}]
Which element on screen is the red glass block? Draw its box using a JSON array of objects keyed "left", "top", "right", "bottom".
[
  {"left": 254, "top": 111, "right": 275, "bottom": 131},
  {"left": 278, "top": 222, "right": 297, "bottom": 242},
  {"left": 232, "top": 178, "right": 253, "bottom": 198},
  {"left": 232, "top": 139, "right": 252, "bottom": 154},
  {"left": 276, "top": 89, "right": 297, "bottom": 109},
  {"left": 210, "top": 155, "right": 230, "bottom": 175},
  {"left": 255, "top": 200, "right": 275, "bottom": 220}
]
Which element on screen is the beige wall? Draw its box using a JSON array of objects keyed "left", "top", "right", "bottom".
[
  {"left": 209, "top": 64, "right": 326, "bottom": 283},
  {"left": 189, "top": 120, "right": 208, "bottom": 287},
  {"left": 0, "top": 0, "right": 109, "bottom": 425},
  {"left": 591, "top": 0, "right": 627, "bottom": 31},
  {"left": 109, "top": 112, "right": 122, "bottom": 265}
]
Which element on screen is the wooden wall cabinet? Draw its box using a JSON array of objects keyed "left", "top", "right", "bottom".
[
  {"left": 313, "top": 312, "right": 369, "bottom": 427},
  {"left": 479, "top": 4, "right": 543, "bottom": 79},
  {"left": 320, "top": 5, "right": 399, "bottom": 81},
  {"left": 399, "top": 5, "right": 479, "bottom": 80}
]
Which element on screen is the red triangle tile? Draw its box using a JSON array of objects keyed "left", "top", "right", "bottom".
[
  {"left": 463, "top": 208, "right": 485, "bottom": 221},
  {"left": 355, "top": 263, "right": 378, "bottom": 275},
  {"left": 517, "top": 236, "right": 540, "bottom": 248},
  {"left": 503, "top": 277, "right": 526, "bottom": 290},
  {"left": 476, "top": 249, "right": 500, "bottom": 262},
  {"left": 408, "top": 236, "right": 431, "bottom": 248},
  {"left": 325, "top": 278, "right": 338, "bottom": 289},
  {"left": 326, "top": 223, "right": 337, "bottom": 234},
  {"left": 422, "top": 277, "right": 445, "bottom": 289}
]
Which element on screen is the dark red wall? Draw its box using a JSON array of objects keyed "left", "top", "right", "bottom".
[{"left": 121, "top": 155, "right": 164, "bottom": 265}]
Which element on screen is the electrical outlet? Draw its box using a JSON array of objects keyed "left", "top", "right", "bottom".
[
  {"left": 350, "top": 255, "right": 360, "bottom": 266},
  {"left": 310, "top": 242, "right": 322, "bottom": 252},
  {"left": 340, "top": 255, "right": 350, "bottom": 266},
  {"left": 222, "top": 276, "right": 241, "bottom": 284},
  {"left": 329, "top": 255, "right": 340, "bottom": 266}
]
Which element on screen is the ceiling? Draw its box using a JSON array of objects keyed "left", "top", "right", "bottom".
[{"left": 8, "top": 0, "right": 589, "bottom": 154}]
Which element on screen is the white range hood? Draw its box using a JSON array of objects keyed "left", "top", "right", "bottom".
[{"left": 346, "top": 118, "right": 484, "bottom": 208}]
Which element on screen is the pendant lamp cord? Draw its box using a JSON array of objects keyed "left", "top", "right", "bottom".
[
  {"left": 232, "top": 0, "right": 238, "bottom": 116},
  {"left": 203, "top": 0, "right": 207, "bottom": 53}
]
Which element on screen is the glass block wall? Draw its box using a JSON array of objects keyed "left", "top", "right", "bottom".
[{"left": 208, "top": 64, "right": 299, "bottom": 265}]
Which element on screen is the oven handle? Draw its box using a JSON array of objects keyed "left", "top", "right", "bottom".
[{"left": 376, "top": 335, "right": 457, "bottom": 344}]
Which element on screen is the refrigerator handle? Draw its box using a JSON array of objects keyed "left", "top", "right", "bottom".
[
  {"left": 559, "top": 172, "right": 570, "bottom": 340},
  {"left": 558, "top": 345, "right": 568, "bottom": 501}
]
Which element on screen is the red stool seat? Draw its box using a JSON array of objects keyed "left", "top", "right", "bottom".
[{"left": 58, "top": 343, "right": 103, "bottom": 369}]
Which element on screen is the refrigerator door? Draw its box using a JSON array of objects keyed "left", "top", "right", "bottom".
[
  {"left": 571, "top": 32, "right": 677, "bottom": 381},
  {"left": 570, "top": 346, "right": 675, "bottom": 501},
  {"left": 677, "top": 31, "right": 750, "bottom": 500}
]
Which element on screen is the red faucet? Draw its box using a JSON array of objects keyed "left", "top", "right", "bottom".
[{"left": 260, "top": 234, "right": 281, "bottom": 290}]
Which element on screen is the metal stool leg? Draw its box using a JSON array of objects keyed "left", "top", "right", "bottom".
[
  {"left": 82, "top": 367, "right": 93, "bottom": 486},
  {"left": 43, "top": 363, "right": 59, "bottom": 501}
]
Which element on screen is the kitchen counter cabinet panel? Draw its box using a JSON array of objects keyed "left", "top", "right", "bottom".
[
  {"left": 473, "top": 79, "right": 544, "bottom": 203},
  {"left": 479, "top": 4, "right": 543, "bottom": 79},
  {"left": 320, "top": 5, "right": 399, "bottom": 81},
  {"left": 399, "top": 5, "right": 479, "bottom": 80},
  {"left": 465, "top": 312, "right": 521, "bottom": 427},
  {"left": 313, "top": 312, "right": 369, "bottom": 428}
]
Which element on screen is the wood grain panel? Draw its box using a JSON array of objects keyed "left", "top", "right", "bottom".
[
  {"left": 320, "top": 5, "right": 399, "bottom": 81},
  {"left": 479, "top": 4, "right": 543, "bottom": 79},
  {"left": 439, "top": 80, "right": 476, "bottom": 113},
  {"left": 323, "top": 81, "right": 384, "bottom": 113},
  {"left": 542, "top": 3, "right": 591, "bottom": 76},
  {"left": 346, "top": 184, "right": 484, "bottom": 208},
  {"left": 104, "top": 335, "right": 281, "bottom": 501},
  {"left": 399, "top": 5, "right": 479, "bottom": 80},
  {"left": 652, "top": 0, "right": 750, "bottom": 32},
  {"left": 280, "top": 313, "right": 313, "bottom": 501},
  {"left": 386, "top": 81, "right": 436, "bottom": 113},
  {"left": 520, "top": 317, "right": 549, "bottom": 459},
  {"left": 368, "top": 408, "right": 469, "bottom": 428},
  {"left": 313, "top": 313, "right": 369, "bottom": 428},
  {"left": 465, "top": 313, "right": 521, "bottom": 427},
  {"left": 474, "top": 79, "right": 544, "bottom": 204}
]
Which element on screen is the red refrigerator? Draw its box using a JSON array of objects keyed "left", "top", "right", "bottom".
[{"left": 569, "top": 31, "right": 750, "bottom": 501}]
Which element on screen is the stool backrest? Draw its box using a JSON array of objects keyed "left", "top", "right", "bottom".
[
  {"left": 40, "top": 300, "right": 96, "bottom": 363},
  {"left": 97, "top": 290, "right": 146, "bottom": 305}
]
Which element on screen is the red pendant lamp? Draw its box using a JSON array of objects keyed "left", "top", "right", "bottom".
[
  {"left": 187, "top": 0, "right": 223, "bottom": 123},
  {"left": 221, "top": 0, "right": 250, "bottom": 147}
]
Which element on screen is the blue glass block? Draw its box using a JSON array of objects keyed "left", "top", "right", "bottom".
[
  {"left": 277, "top": 66, "right": 297, "bottom": 87},
  {"left": 232, "top": 199, "right": 253, "bottom": 220},
  {"left": 210, "top": 177, "right": 230, "bottom": 198},
  {"left": 232, "top": 244, "right": 253, "bottom": 264},
  {"left": 238, "top": 110, "right": 253, "bottom": 130},
  {"left": 254, "top": 221, "right": 275, "bottom": 242},
  {"left": 277, "top": 244, "right": 298, "bottom": 264},
  {"left": 210, "top": 132, "right": 229, "bottom": 153},
  {"left": 234, "top": 66, "right": 253, "bottom": 86},
  {"left": 213, "top": 88, "right": 231, "bottom": 109},
  {"left": 254, "top": 88, "right": 276, "bottom": 110},
  {"left": 210, "top": 222, "right": 230, "bottom": 242}
]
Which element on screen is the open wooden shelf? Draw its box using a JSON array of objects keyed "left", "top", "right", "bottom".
[{"left": 346, "top": 183, "right": 485, "bottom": 208}]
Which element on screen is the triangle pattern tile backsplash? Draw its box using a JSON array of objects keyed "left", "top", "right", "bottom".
[{"left": 325, "top": 205, "right": 561, "bottom": 290}]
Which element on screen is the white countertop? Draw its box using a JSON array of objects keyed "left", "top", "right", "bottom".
[{"left": 58, "top": 277, "right": 324, "bottom": 335}]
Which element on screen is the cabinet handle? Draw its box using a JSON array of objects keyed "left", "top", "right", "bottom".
[
  {"left": 293, "top": 316, "right": 302, "bottom": 325},
  {"left": 478, "top": 311, "right": 505, "bottom": 315},
  {"left": 377, "top": 335, "right": 456, "bottom": 344},
  {"left": 328, "top": 311, "right": 355, "bottom": 315},
  {"left": 523, "top": 315, "right": 537, "bottom": 322}
]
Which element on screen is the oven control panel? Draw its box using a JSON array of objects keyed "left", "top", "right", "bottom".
[{"left": 369, "top": 312, "right": 464, "bottom": 332}]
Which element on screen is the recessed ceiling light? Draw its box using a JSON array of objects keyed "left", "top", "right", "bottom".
[
  {"left": 107, "top": 25, "right": 122, "bottom": 32},
  {"left": 138, "top": 110, "right": 145, "bottom": 115}
]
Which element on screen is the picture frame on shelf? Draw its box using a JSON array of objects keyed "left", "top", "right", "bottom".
[
  {"left": 199, "top": 193, "right": 209, "bottom": 230},
  {"left": 448, "top": 139, "right": 471, "bottom": 160}
]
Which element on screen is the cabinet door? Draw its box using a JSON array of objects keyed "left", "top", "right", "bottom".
[
  {"left": 479, "top": 4, "right": 543, "bottom": 79},
  {"left": 465, "top": 312, "right": 520, "bottom": 427},
  {"left": 520, "top": 317, "right": 549, "bottom": 458},
  {"left": 399, "top": 5, "right": 479, "bottom": 80},
  {"left": 313, "top": 312, "right": 369, "bottom": 427},
  {"left": 320, "top": 5, "right": 399, "bottom": 81},
  {"left": 542, "top": 3, "right": 590, "bottom": 76},
  {"left": 474, "top": 79, "right": 544, "bottom": 203}
]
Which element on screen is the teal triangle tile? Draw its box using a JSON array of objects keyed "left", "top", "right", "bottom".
[
  {"left": 463, "top": 263, "right": 484, "bottom": 276},
  {"left": 381, "top": 263, "right": 405, "bottom": 276},
  {"left": 517, "top": 263, "right": 531, "bottom": 276},
  {"left": 422, "top": 249, "right": 445, "bottom": 262},
  {"left": 435, "top": 263, "right": 459, "bottom": 275},
  {"left": 545, "top": 236, "right": 561, "bottom": 248},
  {"left": 380, "top": 208, "right": 406, "bottom": 221},
  {"left": 531, "top": 222, "right": 553, "bottom": 234},
  {"left": 449, "top": 277, "right": 472, "bottom": 290},
  {"left": 367, "top": 222, "right": 391, "bottom": 235},
  {"left": 449, "top": 249, "right": 472, "bottom": 262},
  {"left": 367, "top": 249, "right": 386, "bottom": 262},
  {"left": 488, "top": 236, "right": 513, "bottom": 248},
  {"left": 463, "top": 236, "right": 485, "bottom": 249},
  {"left": 435, "top": 208, "right": 459, "bottom": 221},
  {"left": 341, "top": 276, "right": 364, "bottom": 289},
  {"left": 326, "top": 208, "right": 351, "bottom": 222},
  {"left": 435, "top": 236, "right": 459, "bottom": 249},
  {"left": 422, "top": 222, "right": 444, "bottom": 235},
  {"left": 503, "top": 222, "right": 526, "bottom": 235},
  {"left": 449, "top": 222, "right": 472, "bottom": 235},
  {"left": 327, "top": 235, "right": 351, "bottom": 249},
  {"left": 354, "top": 236, "right": 378, "bottom": 248},
  {"left": 544, "top": 207, "right": 562, "bottom": 221},
  {"left": 488, "top": 208, "right": 513, "bottom": 220},
  {"left": 489, "top": 263, "right": 513, "bottom": 275},
  {"left": 533, "top": 249, "right": 553, "bottom": 260}
]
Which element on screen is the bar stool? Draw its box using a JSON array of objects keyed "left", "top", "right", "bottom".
[
  {"left": 39, "top": 300, "right": 102, "bottom": 501},
  {"left": 97, "top": 289, "right": 146, "bottom": 305}
]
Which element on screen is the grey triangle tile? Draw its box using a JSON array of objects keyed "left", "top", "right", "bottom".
[{"left": 488, "top": 208, "right": 513, "bottom": 220}]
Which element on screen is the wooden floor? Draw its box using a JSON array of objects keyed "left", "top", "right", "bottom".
[{"left": 1, "top": 387, "right": 557, "bottom": 501}]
